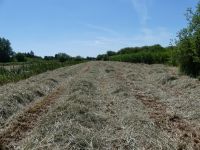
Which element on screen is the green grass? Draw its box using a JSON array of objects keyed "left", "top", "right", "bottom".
[{"left": 0, "top": 60, "right": 84, "bottom": 85}]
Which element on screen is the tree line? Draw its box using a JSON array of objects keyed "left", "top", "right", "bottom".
[
  {"left": 97, "top": 1, "right": 200, "bottom": 77},
  {"left": 0, "top": 40, "right": 88, "bottom": 63},
  {"left": 1, "top": 1, "right": 200, "bottom": 77},
  {"left": 97, "top": 45, "right": 174, "bottom": 65}
]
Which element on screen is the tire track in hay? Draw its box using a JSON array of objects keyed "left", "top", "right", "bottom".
[
  {"left": 0, "top": 63, "right": 91, "bottom": 150},
  {"left": 0, "top": 86, "right": 65, "bottom": 149},
  {"left": 112, "top": 63, "right": 200, "bottom": 149},
  {"left": 135, "top": 92, "right": 200, "bottom": 150}
]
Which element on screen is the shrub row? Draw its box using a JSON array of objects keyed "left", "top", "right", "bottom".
[
  {"left": 0, "top": 60, "right": 83, "bottom": 85},
  {"left": 110, "top": 50, "right": 171, "bottom": 64}
]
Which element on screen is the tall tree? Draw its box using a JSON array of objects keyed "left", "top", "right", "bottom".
[
  {"left": 177, "top": 1, "right": 200, "bottom": 76},
  {"left": 0, "top": 37, "right": 13, "bottom": 62}
]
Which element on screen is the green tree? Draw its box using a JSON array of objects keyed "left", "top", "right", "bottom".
[
  {"left": 55, "top": 53, "right": 71, "bottom": 62},
  {"left": 74, "top": 56, "right": 84, "bottom": 61},
  {"left": 96, "top": 54, "right": 108, "bottom": 61},
  {"left": 15, "top": 53, "right": 26, "bottom": 62},
  {"left": 107, "top": 51, "right": 116, "bottom": 56},
  {"left": 0, "top": 37, "right": 14, "bottom": 62},
  {"left": 44, "top": 56, "right": 55, "bottom": 61},
  {"left": 25, "top": 51, "right": 35, "bottom": 58},
  {"left": 177, "top": 1, "right": 200, "bottom": 76}
]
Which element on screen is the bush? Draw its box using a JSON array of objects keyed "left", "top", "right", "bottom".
[
  {"left": 44, "top": 56, "right": 55, "bottom": 61},
  {"left": 176, "top": 2, "right": 200, "bottom": 76},
  {"left": 74, "top": 56, "right": 84, "bottom": 61},
  {"left": 110, "top": 45, "right": 172, "bottom": 64},
  {"left": 0, "top": 60, "right": 84, "bottom": 85},
  {"left": 97, "top": 54, "right": 108, "bottom": 61},
  {"left": 15, "top": 53, "right": 26, "bottom": 62},
  {"left": 107, "top": 51, "right": 116, "bottom": 56},
  {"left": 55, "top": 53, "right": 71, "bottom": 62}
]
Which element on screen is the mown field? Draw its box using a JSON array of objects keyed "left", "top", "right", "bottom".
[{"left": 0, "top": 61, "right": 200, "bottom": 149}]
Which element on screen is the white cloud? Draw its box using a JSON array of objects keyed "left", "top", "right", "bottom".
[
  {"left": 132, "top": 27, "right": 173, "bottom": 46},
  {"left": 89, "top": 27, "right": 173, "bottom": 47},
  {"left": 17, "top": 26, "right": 173, "bottom": 57},
  {"left": 83, "top": 23, "right": 119, "bottom": 36},
  {"left": 64, "top": 27, "right": 173, "bottom": 57},
  {"left": 131, "top": 0, "right": 152, "bottom": 26}
]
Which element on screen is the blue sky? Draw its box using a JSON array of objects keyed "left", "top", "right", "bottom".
[{"left": 0, "top": 0, "right": 197, "bottom": 57}]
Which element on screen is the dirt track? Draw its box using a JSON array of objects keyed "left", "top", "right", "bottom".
[{"left": 0, "top": 61, "right": 200, "bottom": 150}]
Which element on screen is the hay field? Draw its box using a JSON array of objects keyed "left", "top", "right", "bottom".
[{"left": 0, "top": 61, "right": 200, "bottom": 150}]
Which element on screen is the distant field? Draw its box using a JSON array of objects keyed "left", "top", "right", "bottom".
[
  {"left": 0, "top": 65, "right": 23, "bottom": 71},
  {"left": 0, "top": 60, "right": 84, "bottom": 85}
]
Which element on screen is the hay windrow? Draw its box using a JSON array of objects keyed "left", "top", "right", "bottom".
[{"left": 0, "top": 62, "right": 200, "bottom": 149}]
